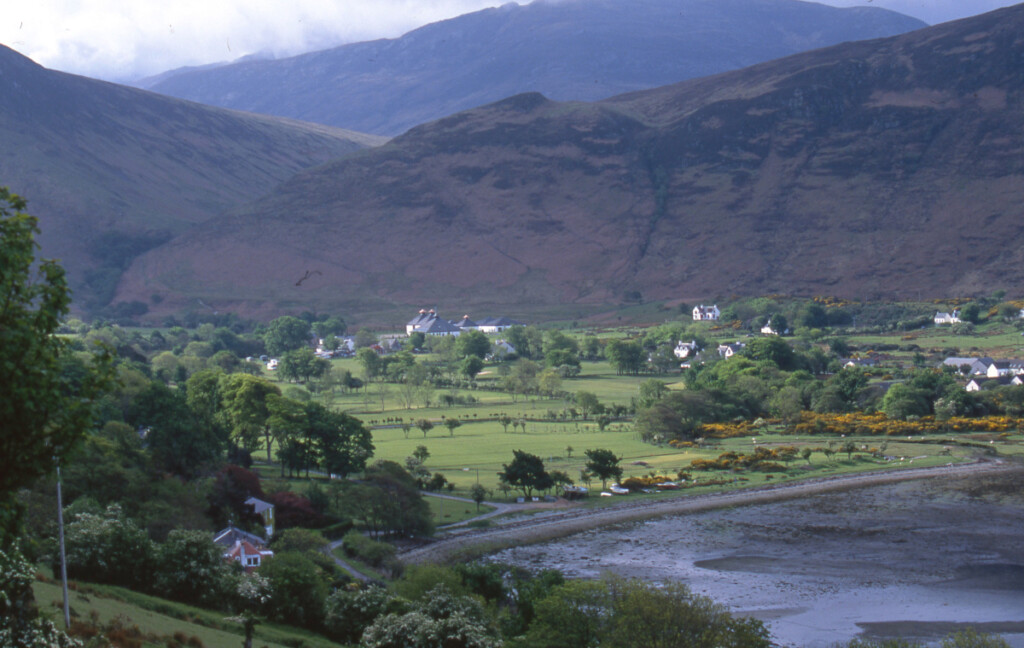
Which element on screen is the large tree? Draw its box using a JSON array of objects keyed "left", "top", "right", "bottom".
[
  {"left": 0, "top": 187, "right": 114, "bottom": 540},
  {"left": 263, "top": 315, "right": 312, "bottom": 356},
  {"left": 498, "top": 450, "right": 553, "bottom": 499},
  {"left": 221, "top": 374, "right": 282, "bottom": 459},
  {"left": 584, "top": 448, "right": 623, "bottom": 490}
]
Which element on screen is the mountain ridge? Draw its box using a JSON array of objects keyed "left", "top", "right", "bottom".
[
  {"left": 114, "top": 4, "right": 1024, "bottom": 320},
  {"left": 0, "top": 45, "right": 385, "bottom": 311},
  {"left": 137, "top": 0, "right": 927, "bottom": 135}
]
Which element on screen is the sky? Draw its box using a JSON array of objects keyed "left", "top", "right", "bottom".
[{"left": 2, "top": 0, "right": 1020, "bottom": 82}]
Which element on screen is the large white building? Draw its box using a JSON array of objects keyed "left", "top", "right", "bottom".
[{"left": 693, "top": 304, "right": 720, "bottom": 321}]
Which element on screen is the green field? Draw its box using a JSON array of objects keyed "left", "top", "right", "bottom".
[{"left": 32, "top": 579, "right": 337, "bottom": 648}]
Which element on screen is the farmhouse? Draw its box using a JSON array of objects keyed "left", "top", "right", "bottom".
[
  {"left": 934, "top": 309, "right": 961, "bottom": 325},
  {"left": 674, "top": 340, "right": 700, "bottom": 359},
  {"left": 213, "top": 526, "right": 274, "bottom": 571},
  {"left": 717, "top": 342, "right": 746, "bottom": 358},
  {"left": 693, "top": 304, "right": 720, "bottom": 321},
  {"left": 406, "top": 309, "right": 461, "bottom": 336}
]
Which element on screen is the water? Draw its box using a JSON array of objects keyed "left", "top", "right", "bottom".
[{"left": 490, "top": 479, "right": 1024, "bottom": 647}]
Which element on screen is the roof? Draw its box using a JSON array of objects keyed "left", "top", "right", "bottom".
[
  {"left": 245, "top": 497, "right": 274, "bottom": 514},
  {"left": 417, "top": 318, "right": 460, "bottom": 334},
  {"left": 213, "top": 526, "right": 267, "bottom": 548},
  {"left": 455, "top": 315, "right": 477, "bottom": 328}
]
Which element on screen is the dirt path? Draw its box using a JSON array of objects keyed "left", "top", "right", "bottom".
[{"left": 399, "top": 459, "right": 1018, "bottom": 565}]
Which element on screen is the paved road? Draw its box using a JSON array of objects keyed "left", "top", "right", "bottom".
[
  {"left": 325, "top": 538, "right": 372, "bottom": 582},
  {"left": 399, "top": 459, "right": 1019, "bottom": 565}
]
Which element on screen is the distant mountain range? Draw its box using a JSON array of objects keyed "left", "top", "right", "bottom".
[
  {"left": 0, "top": 46, "right": 384, "bottom": 312},
  {"left": 136, "top": 0, "right": 927, "bottom": 135},
  {"left": 114, "top": 4, "right": 1024, "bottom": 322}
]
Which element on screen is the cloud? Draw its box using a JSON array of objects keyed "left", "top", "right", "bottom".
[
  {"left": 1, "top": 0, "right": 516, "bottom": 80},
  {"left": 1, "top": 0, "right": 1017, "bottom": 82}
]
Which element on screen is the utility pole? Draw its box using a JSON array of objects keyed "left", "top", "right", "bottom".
[{"left": 55, "top": 458, "right": 70, "bottom": 629}]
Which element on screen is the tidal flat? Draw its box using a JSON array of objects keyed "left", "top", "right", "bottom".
[{"left": 490, "top": 471, "right": 1024, "bottom": 647}]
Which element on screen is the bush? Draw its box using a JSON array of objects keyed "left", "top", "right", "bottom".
[{"left": 341, "top": 530, "right": 396, "bottom": 568}]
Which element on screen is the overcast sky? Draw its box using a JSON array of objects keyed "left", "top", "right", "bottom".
[{"left": 2, "top": 0, "right": 1020, "bottom": 82}]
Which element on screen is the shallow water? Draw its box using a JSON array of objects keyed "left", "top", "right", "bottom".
[{"left": 490, "top": 480, "right": 1024, "bottom": 647}]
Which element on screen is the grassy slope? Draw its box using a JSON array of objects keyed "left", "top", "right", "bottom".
[{"left": 31, "top": 579, "right": 340, "bottom": 648}]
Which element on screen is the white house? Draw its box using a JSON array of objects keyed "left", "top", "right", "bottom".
[
  {"left": 693, "top": 305, "right": 720, "bottom": 321},
  {"left": 717, "top": 342, "right": 746, "bottom": 358},
  {"left": 934, "top": 309, "right": 961, "bottom": 325},
  {"left": 986, "top": 360, "right": 1024, "bottom": 378},
  {"left": 673, "top": 340, "right": 700, "bottom": 359},
  {"left": 213, "top": 526, "right": 274, "bottom": 571},
  {"left": 406, "top": 309, "right": 461, "bottom": 337},
  {"left": 476, "top": 316, "right": 523, "bottom": 333}
]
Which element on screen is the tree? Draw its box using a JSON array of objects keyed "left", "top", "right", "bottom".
[
  {"left": 412, "top": 445, "right": 431, "bottom": 463},
  {"left": 460, "top": 355, "right": 485, "bottom": 381},
  {"left": 64, "top": 504, "right": 154, "bottom": 590},
  {"left": 841, "top": 440, "right": 857, "bottom": 461},
  {"left": 128, "top": 381, "right": 225, "bottom": 477},
  {"left": 584, "top": 448, "right": 623, "bottom": 490},
  {"left": 357, "top": 347, "right": 383, "bottom": 381},
  {"left": 358, "top": 461, "right": 434, "bottom": 538},
  {"left": 155, "top": 529, "right": 231, "bottom": 607},
  {"left": 456, "top": 329, "right": 492, "bottom": 359},
  {"left": 325, "top": 586, "right": 401, "bottom": 645},
  {"left": 801, "top": 447, "right": 813, "bottom": 464},
  {"left": 524, "top": 576, "right": 770, "bottom": 648},
  {"left": 0, "top": 188, "right": 114, "bottom": 541},
  {"left": 605, "top": 340, "right": 645, "bottom": 375},
  {"left": 960, "top": 302, "right": 981, "bottom": 324},
  {"left": 407, "top": 331, "right": 427, "bottom": 351},
  {"left": 306, "top": 402, "right": 374, "bottom": 478},
  {"left": 354, "top": 327, "right": 379, "bottom": 349},
  {"left": 279, "top": 347, "right": 330, "bottom": 383},
  {"left": 498, "top": 414, "right": 513, "bottom": 434},
  {"left": 444, "top": 418, "right": 462, "bottom": 437},
  {"left": 416, "top": 418, "right": 434, "bottom": 438},
  {"left": 498, "top": 450, "right": 552, "bottom": 499},
  {"left": 263, "top": 316, "right": 312, "bottom": 356},
  {"left": 361, "top": 584, "right": 500, "bottom": 648},
  {"left": 538, "top": 367, "right": 563, "bottom": 396},
  {"left": 575, "top": 391, "right": 601, "bottom": 419},
  {"left": 470, "top": 483, "right": 488, "bottom": 511},
  {"left": 221, "top": 374, "right": 282, "bottom": 459},
  {"left": 260, "top": 551, "right": 329, "bottom": 628}
]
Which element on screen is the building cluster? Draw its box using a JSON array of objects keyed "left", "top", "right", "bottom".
[{"left": 405, "top": 309, "right": 522, "bottom": 336}]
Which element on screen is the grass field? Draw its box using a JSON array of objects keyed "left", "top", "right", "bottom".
[
  {"left": 243, "top": 316, "right": 1024, "bottom": 507},
  {"left": 32, "top": 578, "right": 337, "bottom": 648}
]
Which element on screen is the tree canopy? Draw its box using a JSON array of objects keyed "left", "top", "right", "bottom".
[{"left": 0, "top": 188, "right": 114, "bottom": 542}]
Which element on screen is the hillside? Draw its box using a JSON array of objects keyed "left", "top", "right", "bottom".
[
  {"left": 0, "top": 45, "right": 385, "bottom": 312},
  {"left": 113, "top": 4, "right": 1024, "bottom": 321},
  {"left": 137, "top": 0, "right": 926, "bottom": 135}
]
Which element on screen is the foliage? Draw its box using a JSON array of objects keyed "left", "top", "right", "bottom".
[
  {"left": 584, "top": 448, "right": 623, "bottom": 489},
  {"left": 520, "top": 576, "right": 770, "bottom": 648},
  {"left": 155, "top": 529, "right": 232, "bottom": 608},
  {"left": 325, "top": 585, "right": 404, "bottom": 645},
  {"left": 358, "top": 461, "right": 434, "bottom": 538},
  {"left": 342, "top": 530, "right": 396, "bottom": 568},
  {"left": 259, "top": 550, "right": 330, "bottom": 629},
  {"left": 262, "top": 316, "right": 312, "bottom": 356},
  {"left": 498, "top": 450, "right": 553, "bottom": 498},
  {"left": 360, "top": 584, "right": 500, "bottom": 648},
  {"left": 0, "top": 187, "right": 114, "bottom": 542},
  {"left": 0, "top": 545, "right": 82, "bottom": 647},
  {"left": 63, "top": 504, "right": 155, "bottom": 590}
]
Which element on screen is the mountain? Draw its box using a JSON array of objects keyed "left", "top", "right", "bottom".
[
  {"left": 115, "top": 4, "right": 1024, "bottom": 321},
  {"left": 0, "top": 45, "right": 385, "bottom": 312},
  {"left": 137, "top": 0, "right": 927, "bottom": 136}
]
